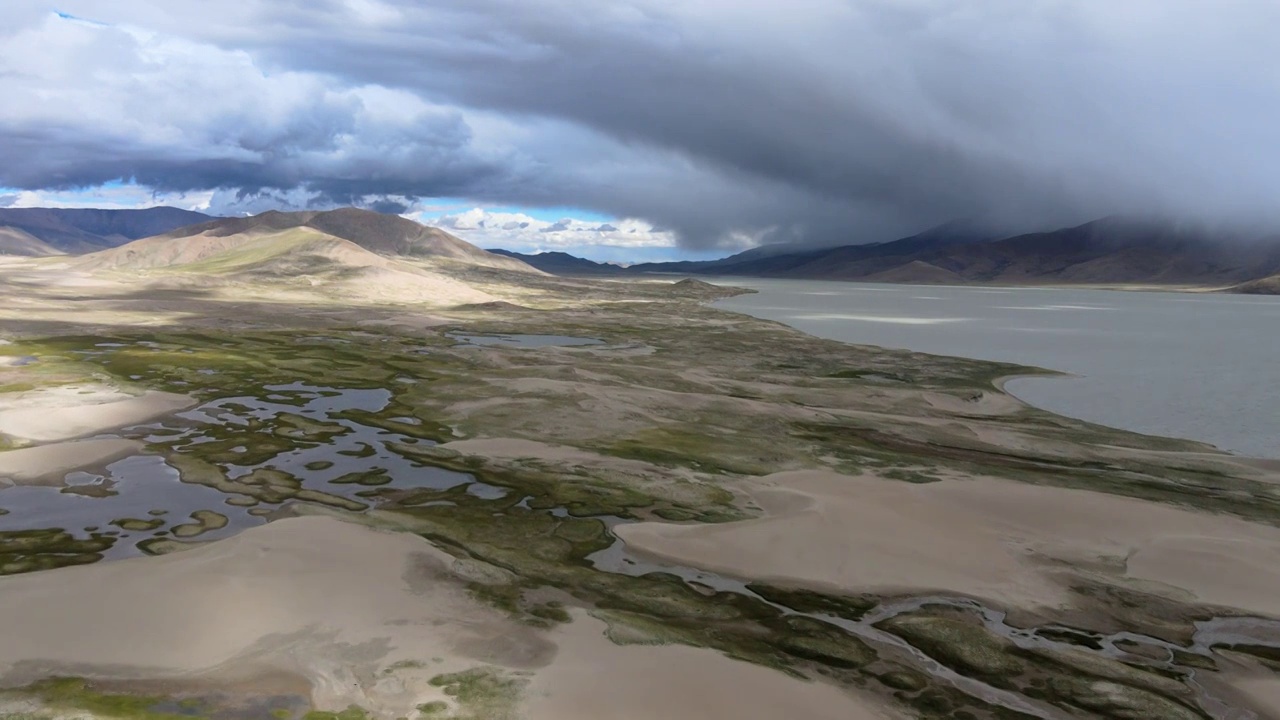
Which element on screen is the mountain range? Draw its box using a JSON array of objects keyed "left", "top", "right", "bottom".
[
  {"left": 82, "top": 208, "right": 533, "bottom": 274},
  {"left": 506, "top": 217, "right": 1280, "bottom": 293},
  {"left": 0, "top": 207, "right": 213, "bottom": 255},
  {"left": 4, "top": 207, "right": 541, "bottom": 307},
  {"left": 487, "top": 249, "right": 628, "bottom": 275},
  {"left": 5, "top": 208, "right": 1280, "bottom": 294}
]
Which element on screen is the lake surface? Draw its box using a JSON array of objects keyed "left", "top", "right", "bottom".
[{"left": 713, "top": 279, "right": 1280, "bottom": 458}]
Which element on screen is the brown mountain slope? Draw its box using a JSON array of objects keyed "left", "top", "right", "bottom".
[
  {"left": 73, "top": 225, "right": 499, "bottom": 306},
  {"left": 73, "top": 227, "right": 385, "bottom": 273},
  {"left": 1231, "top": 274, "right": 1280, "bottom": 295},
  {"left": 631, "top": 216, "right": 1280, "bottom": 291},
  {"left": 921, "top": 218, "right": 1280, "bottom": 284},
  {"left": 862, "top": 260, "right": 963, "bottom": 284},
  {"left": 0, "top": 227, "right": 63, "bottom": 257},
  {"left": 162, "top": 208, "right": 538, "bottom": 273}
]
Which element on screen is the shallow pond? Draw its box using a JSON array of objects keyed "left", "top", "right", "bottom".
[{"left": 0, "top": 382, "right": 505, "bottom": 557}]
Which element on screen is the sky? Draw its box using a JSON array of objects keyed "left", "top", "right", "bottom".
[{"left": 1, "top": 1, "right": 1278, "bottom": 260}]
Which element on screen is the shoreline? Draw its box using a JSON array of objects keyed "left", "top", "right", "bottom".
[
  {"left": 710, "top": 278, "right": 1278, "bottom": 459},
  {"left": 670, "top": 272, "right": 1260, "bottom": 296}
]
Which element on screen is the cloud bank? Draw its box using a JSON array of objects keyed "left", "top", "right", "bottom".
[
  {"left": 2, "top": 1, "right": 1278, "bottom": 249},
  {"left": 430, "top": 208, "right": 681, "bottom": 253}
]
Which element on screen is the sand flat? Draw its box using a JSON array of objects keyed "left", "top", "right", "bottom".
[
  {"left": 0, "top": 516, "right": 550, "bottom": 717},
  {"left": 0, "top": 438, "right": 142, "bottom": 484},
  {"left": 1229, "top": 677, "right": 1280, "bottom": 713},
  {"left": 0, "top": 387, "right": 193, "bottom": 442},
  {"left": 525, "top": 612, "right": 901, "bottom": 720},
  {"left": 616, "top": 470, "right": 1280, "bottom": 616}
]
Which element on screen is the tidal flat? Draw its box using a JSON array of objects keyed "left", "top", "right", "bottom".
[{"left": 1, "top": 261, "right": 1280, "bottom": 719}]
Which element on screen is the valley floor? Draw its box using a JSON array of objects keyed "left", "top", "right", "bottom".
[{"left": 1, "top": 258, "right": 1279, "bottom": 719}]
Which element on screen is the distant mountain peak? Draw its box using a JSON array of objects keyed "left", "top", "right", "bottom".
[
  {"left": 0, "top": 206, "right": 213, "bottom": 254},
  {"left": 82, "top": 207, "right": 540, "bottom": 275},
  {"left": 615, "top": 215, "right": 1280, "bottom": 292}
]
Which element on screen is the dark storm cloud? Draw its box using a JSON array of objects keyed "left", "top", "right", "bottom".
[
  {"left": 6, "top": 0, "right": 1280, "bottom": 247},
  {"left": 364, "top": 198, "right": 413, "bottom": 215}
]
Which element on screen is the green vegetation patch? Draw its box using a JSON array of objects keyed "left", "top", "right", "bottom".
[
  {"left": 0, "top": 529, "right": 113, "bottom": 577},
  {"left": 877, "top": 608, "right": 1206, "bottom": 719},
  {"left": 770, "top": 616, "right": 876, "bottom": 669},
  {"left": 877, "top": 612, "right": 1025, "bottom": 685},
  {"left": 427, "top": 668, "right": 525, "bottom": 720},
  {"left": 606, "top": 426, "right": 781, "bottom": 476},
  {"left": 6, "top": 678, "right": 202, "bottom": 720},
  {"left": 110, "top": 517, "right": 166, "bottom": 532},
  {"left": 827, "top": 369, "right": 914, "bottom": 383},
  {"left": 748, "top": 583, "right": 877, "bottom": 621},
  {"left": 330, "top": 469, "right": 392, "bottom": 486},
  {"left": 170, "top": 510, "right": 229, "bottom": 539},
  {"left": 302, "top": 706, "right": 370, "bottom": 720},
  {"left": 274, "top": 413, "right": 349, "bottom": 441}
]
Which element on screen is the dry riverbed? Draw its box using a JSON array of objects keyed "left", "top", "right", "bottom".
[{"left": 0, "top": 260, "right": 1279, "bottom": 719}]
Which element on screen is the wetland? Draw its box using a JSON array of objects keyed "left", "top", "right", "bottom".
[{"left": 1, "top": 261, "right": 1280, "bottom": 719}]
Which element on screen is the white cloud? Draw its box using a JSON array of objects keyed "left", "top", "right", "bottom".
[
  {"left": 4, "top": 186, "right": 213, "bottom": 211},
  {"left": 429, "top": 208, "right": 686, "bottom": 251}
]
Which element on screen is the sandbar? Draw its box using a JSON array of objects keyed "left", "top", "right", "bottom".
[{"left": 0, "top": 438, "right": 142, "bottom": 484}]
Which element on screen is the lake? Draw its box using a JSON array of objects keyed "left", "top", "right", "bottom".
[{"left": 713, "top": 279, "right": 1280, "bottom": 458}]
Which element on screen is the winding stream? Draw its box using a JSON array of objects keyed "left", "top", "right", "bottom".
[{"left": 588, "top": 529, "right": 1280, "bottom": 719}]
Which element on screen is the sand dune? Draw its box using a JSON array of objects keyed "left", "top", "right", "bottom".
[
  {"left": 616, "top": 470, "right": 1280, "bottom": 617},
  {"left": 0, "top": 386, "right": 193, "bottom": 442}
]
